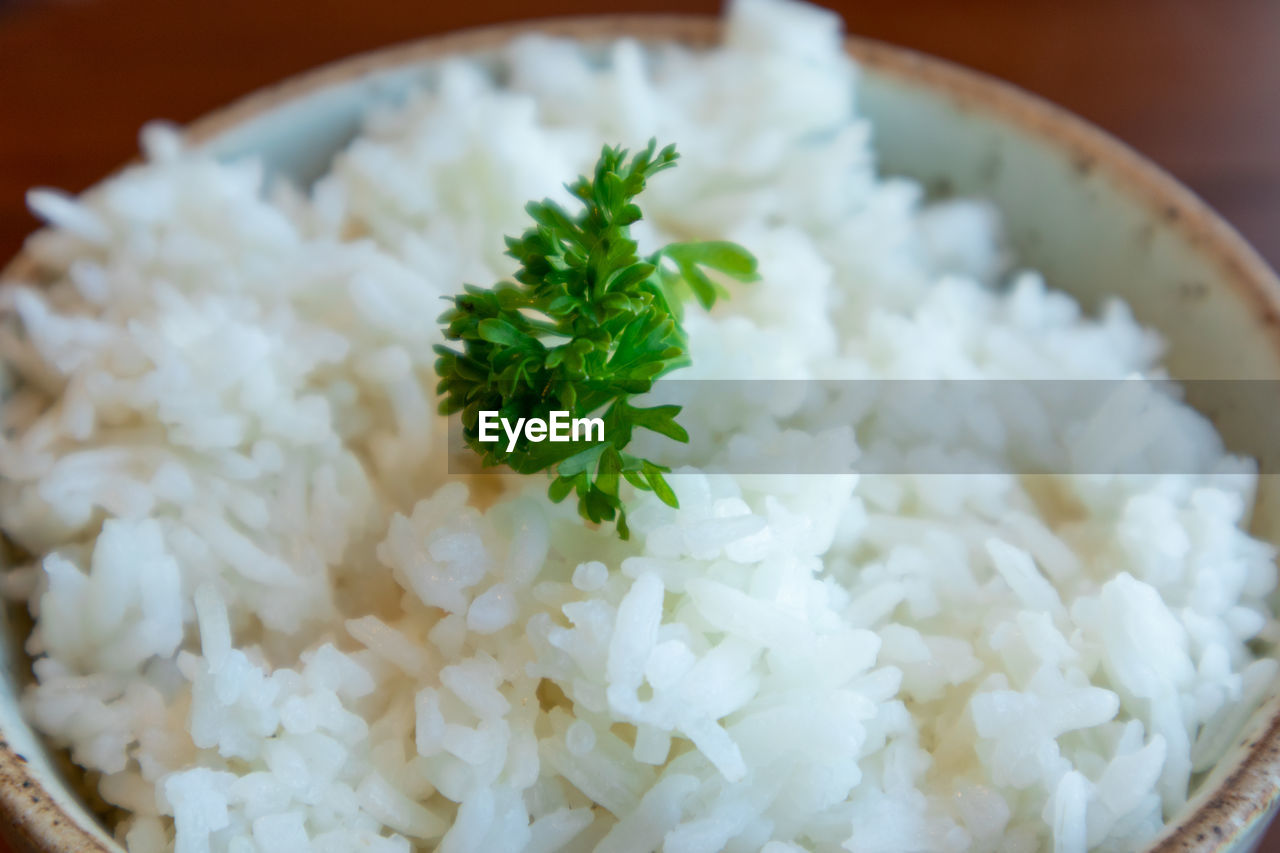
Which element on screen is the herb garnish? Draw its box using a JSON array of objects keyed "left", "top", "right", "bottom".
[{"left": 435, "top": 140, "right": 757, "bottom": 539}]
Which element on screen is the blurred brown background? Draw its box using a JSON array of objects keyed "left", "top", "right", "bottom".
[{"left": 2, "top": 0, "right": 1280, "bottom": 850}]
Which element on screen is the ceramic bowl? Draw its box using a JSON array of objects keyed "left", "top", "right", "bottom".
[{"left": 2, "top": 15, "right": 1280, "bottom": 853}]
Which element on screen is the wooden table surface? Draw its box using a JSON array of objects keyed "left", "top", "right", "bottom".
[{"left": 2, "top": 0, "right": 1280, "bottom": 850}]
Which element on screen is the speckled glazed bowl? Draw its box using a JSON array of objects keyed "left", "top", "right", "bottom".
[{"left": 2, "top": 16, "right": 1280, "bottom": 853}]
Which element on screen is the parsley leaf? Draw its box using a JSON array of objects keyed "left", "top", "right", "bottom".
[{"left": 434, "top": 140, "right": 757, "bottom": 538}]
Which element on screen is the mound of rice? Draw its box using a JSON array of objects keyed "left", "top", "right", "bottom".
[{"left": 2, "top": 0, "right": 1277, "bottom": 851}]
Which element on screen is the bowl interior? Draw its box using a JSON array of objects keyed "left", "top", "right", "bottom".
[{"left": 3, "top": 19, "right": 1280, "bottom": 852}]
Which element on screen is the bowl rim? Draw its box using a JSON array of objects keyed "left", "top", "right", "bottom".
[{"left": 3, "top": 13, "right": 1280, "bottom": 853}]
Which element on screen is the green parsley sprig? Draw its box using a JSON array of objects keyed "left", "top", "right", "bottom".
[{"left": 434, "top": 140, "right": 757, "bottom": 538}]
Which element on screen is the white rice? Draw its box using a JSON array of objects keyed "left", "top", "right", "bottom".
[{"left": 2, "top": 0, "right": 1277, "bottom": 851}]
